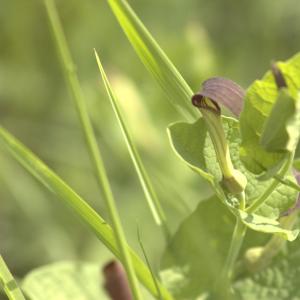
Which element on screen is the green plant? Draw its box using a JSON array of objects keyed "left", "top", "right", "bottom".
[
  {"left": 1, "top": 0, "right": 300, "bottom": 299},
  {"left": 0, "top": 256, "right": 26, "bottom": 300}
]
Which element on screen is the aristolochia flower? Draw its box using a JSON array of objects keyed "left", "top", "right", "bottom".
[{"left": 192, "top": 77, "right": 247, "bottom": 195}]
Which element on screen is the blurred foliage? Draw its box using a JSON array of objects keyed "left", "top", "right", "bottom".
[{"left": 0, "top": 0, "right": 300, "bottom": 293}]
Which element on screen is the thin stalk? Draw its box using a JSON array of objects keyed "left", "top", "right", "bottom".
[
  {"left": 44, "top": 1, "right": 142, "bottom": 299},
  {"left": 94, "top": 50, "right": 170, "bottom": 241},
  {"left": 215, "top": 217, "right": 247, "bottom": 298},
  {"left": 272, "top": 175, "right": 300, "bottom": 192},
  {"left": 221, "top": 219, "right": 247, "bottom": 281},
  {"left": 216, "top": 192, "right": 247, "bottom": 288},
  {"left": 247, "top": 154, "right": 294, "bottom": 214},
  {"left": 0, "top": 126, "right": 174, "bottom": 300},
  {"left": 137, "top": 227, "right": 163, "bottom": 300},
  {"left": 0, "top": 256, "right": 26, "bottom": 300}
]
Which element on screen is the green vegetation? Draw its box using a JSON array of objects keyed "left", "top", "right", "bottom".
[{"left": 1, "top": 0, "right": 300, "bottom": 299}]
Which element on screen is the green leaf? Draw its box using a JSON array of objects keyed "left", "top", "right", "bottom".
[
  {"left": 167, "top": 118, "right": 214, "bottom": 183},
  {"left": 106, "top": 0, "right": 197, "bottom": 120},
  {"left": 260, "top": 89, "right": 300, "bottom": 153},
  {"left": 294, "top": 159, "right": 300, "bottom": 171},
  {"left": 237, "top": 210, "right": 299, "bottom": 241},
  {"left": 234, "top": 237, "right": 300, "bottom": 300},
  {"left": 94, "top": 50, "right": 169, "bottom": 237},
  {"left": 44, "top": 2, "right": 142, "bottom": 297},
  {"left": 240, "top": 53, "right": 300, "bottom": 174},
  {"left": 160, "top": 196, "right": 235, "bottom": 299},
  {"left": 159, "top": 196, "right": 268, "bottom": 299},
  {"left": 167, "top": 117, "right": 298, "bottom": 218},
  {"left": 22, "top": 262, "right": 108, "bottom": 300},
  {"left": 0, "top": 126, "right": 174, "bottom": 300},
  {"left": 0, "top": 256, "right": 26, "bottom": 300}
]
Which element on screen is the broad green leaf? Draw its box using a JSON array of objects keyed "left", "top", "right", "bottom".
[
  {"left": 22, "top": 262, "right": 108, "bottom": 300},
  {"left": 234, "top": 236, "right": 300, "bottom": 300},
  {"left": 106, "top": 0, "right": 197, "bottom": 120},
  {"left": 260, "top": 89, "right": 300, "bottom": 153},
  {"left": 0, "top": 256, "right": 26, "bottom": 300},
  {"left": 167, "top": 117, "right": 298, "bottom": 218},
  {"left": 237, "top": 210, "right": 299, "bottom": 241},
  {"left": 167, "top": 118, "right": 214, "bottom": 183},
  {"left": 240, "top": 53, "right": 300, "bottom": 174},
  {"left": 0, "top": 126, "right": 174, "bottom": 300},
  {"left": 159, "top": 196, "right": 268, "bottom": 299}
]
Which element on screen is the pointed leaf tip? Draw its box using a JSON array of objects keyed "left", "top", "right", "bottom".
[{"left": 192, "top": 77, "right": 245, "bottom": 117}]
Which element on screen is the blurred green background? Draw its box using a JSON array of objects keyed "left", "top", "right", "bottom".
[{"left": 1, "top": 0, "right": 300, "bottom": 288}]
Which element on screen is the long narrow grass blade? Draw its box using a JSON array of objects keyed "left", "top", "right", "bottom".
[
  {"left": 94, "top": 50, "right": 170, "bottom": 240},
  {"left": 44, "top": 0, "right": 142, "bottom": 298},
  {"left": 137, "top": 227, "right": 163, "bottom": 300},
  {"left": 106, "top": 0, "right": 197, "bottom": 120},
  {"left": 0, "top": 127, "right": 174, "bottom": 300},
  {"left": 0, "top": 256, "right": 26, "bottom": 300}
]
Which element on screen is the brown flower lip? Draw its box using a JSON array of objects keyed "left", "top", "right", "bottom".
[
  {"left": 271, "top": 63, "right": 287, "bottom": 89},
  {"left": 192, "top": 77, "right": 245, "bottom": 117}
]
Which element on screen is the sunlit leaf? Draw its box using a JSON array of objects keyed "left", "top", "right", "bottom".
[
  {"left": 260, "top": 88, "right": 300, "bottom": 153},
  {"left": 237, "top": 210, "right": 299, "bottom": 241},
  {"left": 240, "top": 53, "right": 300, "bottom": 174},
  {"left": 106, "top": 0, "right": 197, "bottom": 120}
]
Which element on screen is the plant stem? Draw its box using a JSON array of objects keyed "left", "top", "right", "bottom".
[
  {"left": 246, "top": 154, "right": 294, "bottom": 214},
  {"left": 215, "top": 217, "right": 247, "bottom": 298},
  {"left": 44, "top": 1, "right": 142, "bottom": 299},
  {"left": 0, "top": 126, "right": 174, "bottom": 300},
  {"left": 0, "top": 256, "right": 26, "bottom": 300},
  {"left": 214, "top": 192, "right": 247, "bottom": 298}
]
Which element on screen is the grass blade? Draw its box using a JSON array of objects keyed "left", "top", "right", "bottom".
[
  {"left": 44, "top": 0, "right": 142, "bottom": 298},
  {"left": 94, "top": 50, "right": 170, "bottom": 240},
  {"left": 137, "top": 227, "right": 163, "bottom": 300},
  {"left": 0, "top": 255, "right": 26, "bottom": 300},
  {"left": 0, "top": 126, "right": 174, "bottom": 300},
  {"left": 106, "top": 0, "right": 197, "bottom": 120}
]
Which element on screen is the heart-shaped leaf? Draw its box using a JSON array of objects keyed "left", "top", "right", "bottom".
[
  {"left": 160, "top": 196, "right": 268, "bottom": 299},
  {"left": 167, "top": 117, "right": 298, "bottom": 218}
]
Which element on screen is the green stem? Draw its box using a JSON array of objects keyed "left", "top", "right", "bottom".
[
  {"left": 272, "top": 175, "right": 300, "bottom": 192},
  {"left": 246, "top": 154, "right": 294, "bottom": 214},
  {"left": 0, "top": 256, "right": 26, "bottom": 300},
  {"left": 0, "top": 126, "right": 174, "bottom": 300},
  {"left": 214, "top": 192, "right": 247, "bottom": 298},
  {"left": 44, "top": 1, "right": 142, "bottom": 299},
  {"left": 215, "top": 217, "right": 247, "bottom": 297}
]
